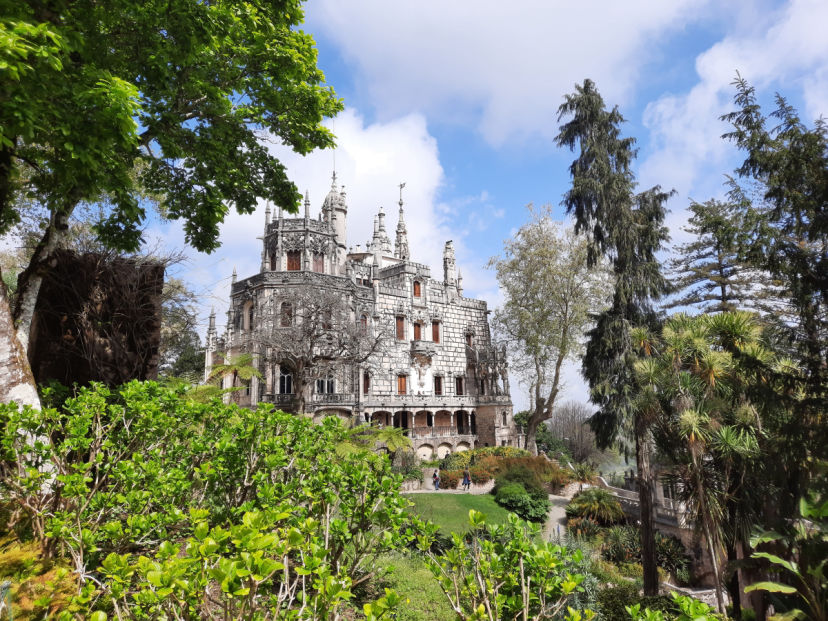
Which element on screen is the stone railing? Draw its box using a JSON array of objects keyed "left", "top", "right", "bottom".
[{"left": 407, "top": 426, "right": 477, "bottom": 439}]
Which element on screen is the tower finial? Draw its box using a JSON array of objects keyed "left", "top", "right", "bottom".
[
  {"left": 398, "top": 182, "right": 406, "bottom": 208},
  {"left": 231, "top": 266, "right": 237, "bottom": 284},
  {"left": 264, "top": 201, "right": 271, "bottom": 226}
]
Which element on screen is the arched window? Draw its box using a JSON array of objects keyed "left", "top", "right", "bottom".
[
  {"left": 316, "top": 374, "right": 335, "bottom": 394},
  {"left": 269, "top": 251, "right": 277, "bottom": 271},
  {"left": 360, "top": 314, "right": 368, "bottom": 332},
  {"left": 280, "top": 302, "right": 293, "bottom": 327},
  {"left": 413, "top": 280, "right": 421, "bottom": 297},
  {"left": 286, "top": 250, "right": 301, "bottom": 271},
  {"left": 501, "top": 411, "right": 507, "bottom": 426},
  {"left": 279, "top": 369, "right": 293, "bottom": 394}
]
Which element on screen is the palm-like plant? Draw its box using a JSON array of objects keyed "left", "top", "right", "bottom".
[
  {"left": 205, "top": 353, "right": 262, "bottom": 402},
  {"left": 565, "top": 488, "right": 625, "bottom": 525},
  {"left": 634, "top": 311, "right": 772, "bottom": 615}
]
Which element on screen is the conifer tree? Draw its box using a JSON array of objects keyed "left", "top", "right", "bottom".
[
  {"left": 556, "top": 79, "right": 672, "bottom": 596},
  {"left": 666, "top": 198, "right": 791, "bottom": 320}
]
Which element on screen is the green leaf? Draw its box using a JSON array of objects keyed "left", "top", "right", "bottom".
[{"left": 744, "top": 581, "right": 798, "bottom": 594}]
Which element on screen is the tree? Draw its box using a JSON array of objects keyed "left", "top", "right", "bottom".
[
  {"left": 158, "top": 278, "right": 204, "bottom": 380},
  {"left": 1, "top": 0, "right": 342, "bottom": 359},
  {"left": 489, "top": 206, "right": 609, "bottom": 455},
  {"left": 555, "top": 78, "right": 672, "bottom": 595},
  {"left": 721, "top": 78, "right": 827, "bottom": 509},
  {"left": 254, "top": 286, "right": 388, "bottom": 415},
  {"left": 547, "top": 402, "right": 603, "bottom": 464}
]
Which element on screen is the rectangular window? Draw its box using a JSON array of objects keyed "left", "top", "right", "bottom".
[
  {"left": 434, "top": 376, "right": 443, "bottom": 396},
  {"left": 413, "top": 281, "right": 421, "bottom": 297},
  {"left": 363, "top": 372, "right": 370, "bottom": 394},
  {"left": 313, "top": 253, "right": 324, "bottom": 273},
  {"left": 432, "top": 321, "right": 440, "bottom": 343},
  {"left": 455, "top": 376, "right": 464, "bottom": 396},
  {"left": 413, "top": 322, "right": 422, "bottom": 341},
  {"left": 287, "top": 250, "right": 301, "bottom": 271},
  {"left": 397, "top": 374, "right": 407, "bottom": 395},
  {"left": 396, "top": 316, "right": 405, "bottom": 340}
]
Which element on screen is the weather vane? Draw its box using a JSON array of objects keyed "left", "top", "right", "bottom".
[{"left": 398, "top": 182, "right": 406, "bottom": 207}]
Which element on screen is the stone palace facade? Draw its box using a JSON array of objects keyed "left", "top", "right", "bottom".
[{"left": 205, "top": 174, "right": 519, "bottom": 458}]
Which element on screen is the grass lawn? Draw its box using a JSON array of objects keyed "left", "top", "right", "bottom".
[
  {"left": 405, "top": 492, "right": 511, "bottom": 536},
  {"left": 369, "top": 552, "right": 455, "bottom": 621}
]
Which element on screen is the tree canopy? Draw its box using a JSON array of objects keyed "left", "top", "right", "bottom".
[
  {"left": 556, "top": 78, "right": 672, "bottom": 596},
  {"left": 1, "top": 0, "right": 342, "bottom": 355},
  {"left": 489, "top": 206, "right": 609, "bottom": 455}
]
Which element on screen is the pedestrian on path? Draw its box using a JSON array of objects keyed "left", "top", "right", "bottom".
[
  {"left": 433, "top": 469, "right": 440, "bottom": 490},
  {"left": 462, "top": 468, "right": 471, "bottom": 491}
]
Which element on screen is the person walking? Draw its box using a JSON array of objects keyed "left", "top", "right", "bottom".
[
  {"left": 462, "top": 468, "right": 471, "bottom": 492},
  {"left": 432, "top": 469, "right": 440, "bottom": 490}
]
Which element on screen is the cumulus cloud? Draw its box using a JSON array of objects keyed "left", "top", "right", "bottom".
[
  {"left": 639, "top": 0, "right": 828, "bottom": 245},
  {"left": 305, "top": 0, "right": 707, "bottom": 145}
]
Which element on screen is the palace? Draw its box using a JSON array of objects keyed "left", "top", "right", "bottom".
[{"left": 205, "top": 174, "right": 519, "bottom": 458}]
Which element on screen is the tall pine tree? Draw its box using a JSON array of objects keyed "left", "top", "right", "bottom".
[{"left": 556, "top": 79, "right": 672, "bottom": 596}]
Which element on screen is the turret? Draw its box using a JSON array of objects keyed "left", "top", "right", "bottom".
[
  {"left": 204, "top": 307, "right": 217, "bottom": 382},
  {"left": 395, "top": 183, "right": 410, "bottom": 261},
  {"left": 443, "top": 241, "right": 457, "bottom": 288}
]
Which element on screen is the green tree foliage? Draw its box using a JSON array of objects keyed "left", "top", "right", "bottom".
[
  {"left": 157, "top": 277, "right": 204, "bottom": 381},
  {"left": 746, "top": 494, "right": 827, "bottom": 621},
  {"left": 721, "top": 77, "right": 827, "bottom": 501},
  {"left": 1, "top": 0, "right": 342, "bottom": 351},
  {"left": 565, "top": 489, "right": 624, "bottom": 526},
  {"left": 0, "top": 382, "right": 415, "bottom": 618},
  {"left": 666, "top": 199, "right": 788, "bottom": 315},
  {"left": 421, "top": 510, "right": 594, "bottom": 621},
  {"left": 489, "top": 206, "right": 609, "bottom": 455},
  {"left": 556, "top": 78, "right": 672, "bottom": 595}
]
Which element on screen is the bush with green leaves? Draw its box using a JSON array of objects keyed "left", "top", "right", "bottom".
[
  {"left": 565, "top": 488, "right": 625, "bottom": 526},
  {"left": 0, "top": 381, "right": 417, "bottom": 619},
  {"left": 441, "top": 446, "right": 530, "bottom": 470},
  {"left": 596, "top": 584, "right": 674, "bottom": 621},
  {"left": 421, "top": 510, "right": 595, "bottom": 620},
  {"left": 626, "top": 592, "right": 719, "bottom": 621},
  {"left": 600, "top": 526, "right": 690, "bottom": 582},
  {"left": 494, "top": 482, "right": 550, "bottom": 523}
]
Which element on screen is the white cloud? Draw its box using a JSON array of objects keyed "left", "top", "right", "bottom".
[
  {"left": 306, "top": 0, "right": 707, "bottom": 145},
  {"left": 639, "top": 0, "right": 828, "bottom": 247}
]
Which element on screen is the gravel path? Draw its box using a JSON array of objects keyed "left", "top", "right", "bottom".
[{"left": 542, "top": 494, "right": 570, "bottom": 541}]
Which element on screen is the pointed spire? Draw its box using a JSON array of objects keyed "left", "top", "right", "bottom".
[
  {"left": 395, "top": 182, "right": 409, "bottom": 260},
  {"left": 208, "top": 307, "right": 216, "bottom": 330},
  {"left": 231, "top": 267, "right": 237, "bottom": 284},
  {"left": 457, "top": 270, "right": 463, "bottom": 295},
  {"left": 264, "top": 202, "right": 271, "bottom": 226},
  {"left": 304, "top": 191, "right": 310, "bottom": 218}
]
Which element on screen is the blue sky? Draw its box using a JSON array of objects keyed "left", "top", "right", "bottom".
[{"left": 157, "top": 0, "right": 827, "bottom": 408}]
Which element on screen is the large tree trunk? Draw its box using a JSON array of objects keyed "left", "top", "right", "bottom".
[
  {"left": 13, "top": 211, "right": 71, "bottom": 352},
  {"left": 636, "top": 415, "right": 659, "bottom": 596},
  {"left": 0, "top": 270, "right": 40, "bottom": 408}
]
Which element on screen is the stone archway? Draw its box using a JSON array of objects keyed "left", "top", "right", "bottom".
[
  {"left": 371, "top": 411, "right": 391, "bottom": 427},
  {"left": 436, "top": 443, "right": 452, "bottom": 459},
  {"left": 417, "top": 444, "right": 434, "bottom": 460}
]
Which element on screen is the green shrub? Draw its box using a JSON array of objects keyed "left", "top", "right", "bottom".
[
  {"left": 596, "top": 584, "right": 675, "bottom": 621},
  {"left": 565, "top": 488, "right": 625, "bottom": 525},
  {"left": 600, "top": 525, "right": 691, "bottom": 581},
  {"left": 421, "top": 511, "right": 590, "bottom": 619},
  {"left": 542, "top": 466, "right": 572, "bottom": 493},
  {"left": 493, "top": 463, "right": 547, "bottom": 501},
  {"left": 0, "top": 381, "right": 420, "bottom": 619},
  {"left": 494, "top": 483, "right": 549, "bottom": 522}
]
